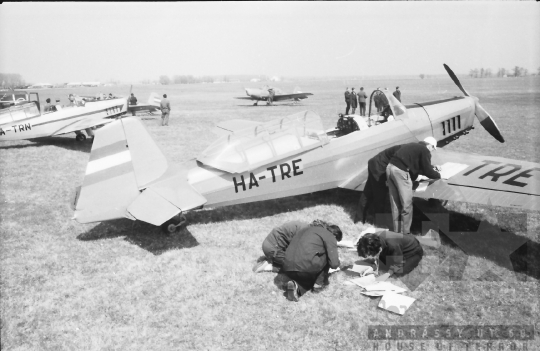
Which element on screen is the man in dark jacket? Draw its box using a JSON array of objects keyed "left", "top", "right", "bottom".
[
  {"left": 160, "top": 94, "right": 171, "bottom": 126},
  {"left": 393, "top": 87, "right": 401, "bottom": 102},
  {"left": 344, "top": 88, "right": 351, "bottom": 115},
  {"left": 283, "top": 221, "right": 342, "bottom": 301},
  {"left": 253, "top": 220, "right": 309, "bottom": 273},
  {"left": 357, "top": 229, "right": 423, "bottom": 281},
  {"left": 356, "top": 145, "right": 402, "bottom": 224},
  {"left": 128, "top": 93, "right": 138, "bottom": 116},
  {"left": 386, "top": 137, "right": 441, "bottom": 234},
  {"left": 350, "top": 88, "right": 358, "bottom": 114}
]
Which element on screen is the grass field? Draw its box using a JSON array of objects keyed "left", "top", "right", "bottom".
[{"left": 1, "top": 76, "right": 539, "bottom": 350}]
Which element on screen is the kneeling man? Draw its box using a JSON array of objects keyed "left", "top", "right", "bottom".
[
  {"left": 356, "top": 229, "right": 423, "bottom": 281},
  {"left": 283, "top": 221, "right": 342, "bottom": 302}
]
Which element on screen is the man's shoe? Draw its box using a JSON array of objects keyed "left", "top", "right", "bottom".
[{"left": 287, "top": 280, "right": 300, "bottom": 302}]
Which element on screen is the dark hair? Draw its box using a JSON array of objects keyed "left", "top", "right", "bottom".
[
  {"left": 310, "top": 219, "right": 343, "bottom": 242},
  {"left": 357, "top": 233, "right": 381, "bottom": 257},
  {"left": 163, "top": 94, "right": 167, "bottom": 98},
  {"left": 46, "top": 98, "right": 51, "bottom": 103}
]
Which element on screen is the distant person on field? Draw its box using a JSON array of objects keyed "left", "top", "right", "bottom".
[
  {"left": 358, "top": 87, "right": 368, "bottom": 116},
  {"left": 108, "top": 93, "right": 114, "bottom": 99},
  {"left": 283, "top": 220, "right": 342, "bottom": 302},
  {"left": 129, "top": 93, "right": 138, "bottom": 116},
  {"left": 356, "top": 229, "right": 423, "bottom": 281},
  {"left": 350, "top": 87, "right": 358, "bottom": 115},
  {"left": 393, "top": 86, "right": 401, "bottom": 102},
  {"left": 267, "top": 88, "right": 275, "bottom": 106},
  {"left": 160, "top": 94, "right": 171, "bottom": 126},
  {"left": 344, "top": 87, "right": 351, "bottom": 115}
]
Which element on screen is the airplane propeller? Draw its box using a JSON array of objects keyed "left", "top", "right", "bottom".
[{"left": 443, "top": 64, "right": 505, "bottom": 143}]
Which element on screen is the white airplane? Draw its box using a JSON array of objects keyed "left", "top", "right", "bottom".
[
  {"left": 72, "top": 65, "right": 539, "bottom": 233},
  {"left": 0, "top": 91, "right": 128, "bottom": 142}
]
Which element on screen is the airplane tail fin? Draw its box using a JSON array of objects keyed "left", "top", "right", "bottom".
[
  {"left": 147, "top": 92, "right": 161, "bottom": 107},
  {"left": 73, "top": 117, "right": 206, "bottom": 226}
]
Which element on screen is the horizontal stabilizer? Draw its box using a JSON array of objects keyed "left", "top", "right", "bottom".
[{"left": 127, "top": 189, "right": 180, "bottom": 226}]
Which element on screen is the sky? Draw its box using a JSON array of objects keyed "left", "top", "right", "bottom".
[{"left": 0, "top": 2, "right": 539, "bottom": 84}]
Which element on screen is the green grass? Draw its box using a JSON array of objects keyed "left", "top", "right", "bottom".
[{"left": 1, "top": 77, "right": 539, "bottom": 350}]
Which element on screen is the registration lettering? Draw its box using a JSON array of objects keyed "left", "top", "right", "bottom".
[
  {"left": 463, "top": 160, "right": 539, "bottom": 188},
  {"left": 0, "top": 123, "right": 31, "bottom": 135},
  {"left": 232, "top": 158, "right": 303, "bottom": 193}
]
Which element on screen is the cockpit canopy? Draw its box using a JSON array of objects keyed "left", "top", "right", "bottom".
[
  {"left": 370, "top": 89, "right": 407, "bottom": 120},
  {"left": 198, "top": 110, "right": 329, "bottom": 173}
]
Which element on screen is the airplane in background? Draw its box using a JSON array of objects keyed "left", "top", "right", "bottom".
[
  {"left": 0, "top": 92, "right": 128, "bottom": 142},
  {"left": 236, "top": 86, "right": 313, "bottom": 105},
  {"left": 73, "top": 64, "right": 539, "bottom": 234}
]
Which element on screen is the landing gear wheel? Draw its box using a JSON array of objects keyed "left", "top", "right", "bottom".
[
  {"left": 75, "top": 134, "right": 87, "bottom": 142},
  {"left": 160, "top": 214, "right": 187, "bottom": 234}
]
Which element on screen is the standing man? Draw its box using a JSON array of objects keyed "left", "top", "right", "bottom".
[
  {"left": 393, "top": 87, "right": 401, "bottom": 102},
  {"left": 358, "top": 87, "right": 368, "bottom": 116},
  {"left": 160, "top": 94, "right": 171, "bottom": 126},
  {"left": 386, "top": 137, "right": 441, "bottom": 234},
  {"left": 350, "top": 87, "right": 358, "bottom": 115},
  {"left": 128, "top": 93, "right": 138, "bottom": 116},
  {"left": 356, "top": 144, "right": 402, "bottom": 225},
  {"left": 283, "top": 221, "right": 342, "bottom": 301},
  {"left": 344, "top": 87, "right": 351, "bottom": 115},
  {"left": 267, "top": 88, "right": 275, "bottom": 106}
]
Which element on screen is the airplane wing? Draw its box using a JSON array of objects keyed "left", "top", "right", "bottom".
[
  {"left": 235, "top": 97, "right": 256, "bottom": 100},
  {"left": 274, "top": 93, "right": 313, "bottom": 101},
  {"left": 412, "top": 149, "right": 540, "bottom": 210}
]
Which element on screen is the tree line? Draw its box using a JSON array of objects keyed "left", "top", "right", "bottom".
[
  {"left": 0, "top": 73, "right": 26, "bottom": 89},
  {"left": 468, "top": 66, "right": 534, "bottom": 78}
]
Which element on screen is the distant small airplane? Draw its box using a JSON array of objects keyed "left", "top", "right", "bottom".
[
  {"left": 0, "top": 91, "right": 128, "bottom": 142},
  {"left": 236, "top": 86, "right": 313, "bottom": 105},
  {"left": 73, "top": 64, "right": 539, "bottom": 234}
]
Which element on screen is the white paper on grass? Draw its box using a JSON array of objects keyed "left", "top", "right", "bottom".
[
  {"left": 364, "top": 282, "right": 407, "bottom": 293},
  {"left": 378, "top": 292, "right": 416, "bottom": 315},
  {"left": 348, "top": 265, "right": 374, "bottom": 275},
  {"left": 349, "top": 275, "right": 376, "bottom": 289}
]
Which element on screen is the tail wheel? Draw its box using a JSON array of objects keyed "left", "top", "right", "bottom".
[
  {"left": 75, "top": 134, "right": 86, "bottom": 142},
  {"left": 160, "top": 214, "right": 186, "bottom": 234}
]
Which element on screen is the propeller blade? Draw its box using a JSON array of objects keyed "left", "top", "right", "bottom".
[
  {"left": 475, "top": 101, "right": 505, "bottom": 143},
  {"left": 443, "top": 64, "right": 469, "bottom": 97}
]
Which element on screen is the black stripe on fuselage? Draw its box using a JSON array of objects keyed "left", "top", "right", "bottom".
[{"left": 405, "top": 96, "right": 465, "bottom": 109}]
